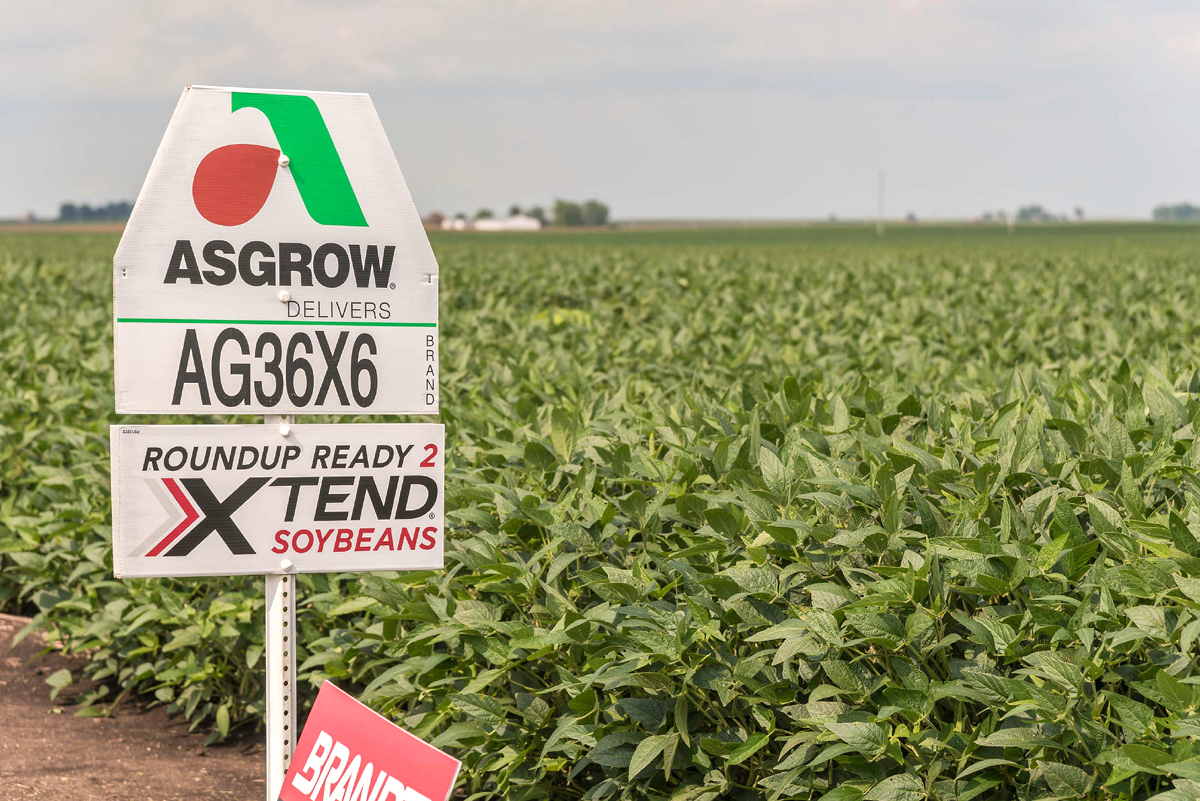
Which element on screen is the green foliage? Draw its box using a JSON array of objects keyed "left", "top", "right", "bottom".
[
  {"left": 553, "top": 200, "right": 584, "bottom": 227},
  {"left": 10, "top": 228, "right": 1200, "bottom": 797},
  {"left": 582, "top": 200, "right": 610, "bottom": 226},
  {"left": 1153, "top": 204, "right": 1200, "bottom": 223},
  {"left": 551, "top": 199, "right": 610, "bottom": 226}
]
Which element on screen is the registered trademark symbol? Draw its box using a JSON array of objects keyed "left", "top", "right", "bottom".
[
  {"left": 389, "top": 283, "right": 396, "bottom": 290},
  {"left": 429, "top": 512, "right": 435, "bottom": 519}
]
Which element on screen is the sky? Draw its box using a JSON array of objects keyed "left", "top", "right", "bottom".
[{"left": 3, "top": 0, "right": 1200, "bottom": 221}]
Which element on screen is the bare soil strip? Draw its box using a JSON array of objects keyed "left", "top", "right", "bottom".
[{"left": 0, "top": 614, "right": 263, "bottom": 800}]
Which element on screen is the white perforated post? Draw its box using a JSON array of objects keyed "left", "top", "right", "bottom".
[{"left": 265, "top": 414, "right": 297, "bottom": 801}]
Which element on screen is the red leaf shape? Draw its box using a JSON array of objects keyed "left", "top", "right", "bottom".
[{"left": 192, "top": 144, "right": 281, "bottom": 226}]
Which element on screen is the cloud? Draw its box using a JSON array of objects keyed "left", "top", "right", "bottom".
[
  {"left": 4, "top": 0, "right": 1200, "bottom": 218},
  {"left": 3, "top": 0, "right": 1170, "bottom": 98}
]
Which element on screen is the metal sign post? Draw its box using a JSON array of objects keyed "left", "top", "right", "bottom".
[
  {"left": 265, "top": 571, "right": 296, "bottom": 799},
  {"left": 264, "top": 414, "right": 296, "bottom": 801}
]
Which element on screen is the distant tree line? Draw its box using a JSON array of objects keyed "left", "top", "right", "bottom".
[
  {"left": 59, "top": 202, "right": 132, "bottom": 222},
  {"left": 431, "top": 199, "right": 610, "bottom": 228},
  {"left": 1153, "top": 203, "right": 1200, "bottom": 222},
  {"left": 1017, "top": 205, "right": 1067, "bottom": 223},
  {"left": 553, "top": 200, "right": 609, "bottom": 227},
  {"left": 473, "top": 201, "right": 608, "bottom": 226},
  {"left": 977, "top": 206, "right": 1085, "bottom": 225},
  {"left": 506, "top": 206, "right": 547, "bottom": 225}
]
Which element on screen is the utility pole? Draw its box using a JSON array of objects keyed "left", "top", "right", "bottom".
[{"left": 876, "top": 171, "right": 885, "bottom": 237}]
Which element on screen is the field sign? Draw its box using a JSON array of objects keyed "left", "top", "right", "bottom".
[
  {"left": 281, "top": 682, "right": 461, "bottom": 801},
  {"left": 110, "top": 423, "right": 444, "bottom": 578},
  {"left": 113, "top": 85, "right": 438, "bottom": 414}
]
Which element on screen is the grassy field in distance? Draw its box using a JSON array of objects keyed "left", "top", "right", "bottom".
[
  {"left": 430, "top": 220, "right": 1200, "bottom": 249},
  {"left": 5, "top": 219, "right": 1200, "bottom": 250}
]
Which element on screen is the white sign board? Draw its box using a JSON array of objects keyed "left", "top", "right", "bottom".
[
  {"left": 111, "top": 424, "right": 444, "bottom": 578},
  {"left": 114, "top": 86, "right": 438, "bottom": 414}
]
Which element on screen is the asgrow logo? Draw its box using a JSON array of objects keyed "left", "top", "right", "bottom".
[{"left": 191, "top": 92, "right": 367, "bottom": 228}]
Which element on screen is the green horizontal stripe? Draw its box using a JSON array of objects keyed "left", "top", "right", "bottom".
[{"left": 117, "top": 317, "right": 436, "bottom": 328}]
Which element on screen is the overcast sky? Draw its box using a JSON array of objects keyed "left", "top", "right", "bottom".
[{"left": 4, "top": 0, "right": 1200, "bottom": 220}]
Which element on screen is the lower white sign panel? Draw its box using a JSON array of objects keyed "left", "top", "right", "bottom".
[{"left": 111, "top": 423, "right": 444, "bottom": 578}]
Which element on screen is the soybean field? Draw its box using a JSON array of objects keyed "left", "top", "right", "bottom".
[{"left": 6, "top": 224, "right": 1200, "bottom": 800}]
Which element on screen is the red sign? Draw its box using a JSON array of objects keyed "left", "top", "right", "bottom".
[{"left": 280, "top": 682, "right": 461, "bottom": 801}]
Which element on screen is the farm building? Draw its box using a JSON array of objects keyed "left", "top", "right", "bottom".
[{"left": 471, "top": 215, "right": 542, "bottom": 231}]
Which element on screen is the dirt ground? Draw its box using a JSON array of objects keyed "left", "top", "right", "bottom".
[{"left": 0, "top": 614, "right": 263, "bottom": 801}]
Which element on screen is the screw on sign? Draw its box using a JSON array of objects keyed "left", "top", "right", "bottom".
[{"left": 280, "top": 682, "right": 460, "bottom": 801}]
